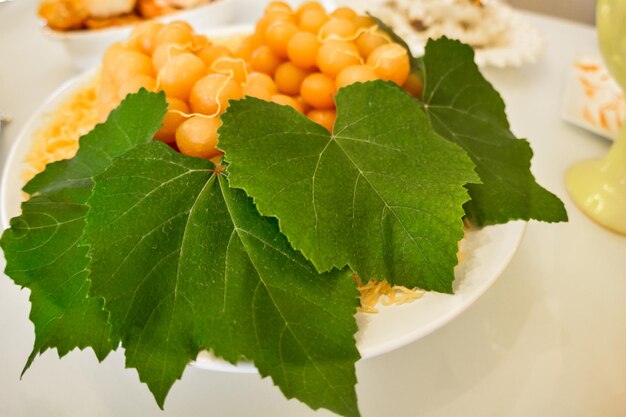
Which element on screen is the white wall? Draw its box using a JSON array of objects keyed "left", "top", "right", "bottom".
[{"left": 507, "top": 0, "right": 595, "bottom": 24}]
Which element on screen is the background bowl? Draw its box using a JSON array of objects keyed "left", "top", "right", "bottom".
[{"left": 42, "top": 0, "right": 237, "bottom": 70}]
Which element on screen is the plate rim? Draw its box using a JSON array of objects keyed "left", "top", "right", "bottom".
[{"left": 0, "top": 69, "right": 99, "bottom": 230}]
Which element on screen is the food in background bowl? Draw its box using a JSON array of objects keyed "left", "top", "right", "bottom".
[
  {"left": 39, "top": 0, "right": 219, "bottom": 31},
  {"left": 347, "top": 0, "right": 545, "bottom": 67},
  {"left": 40, "top": 0, "right": 236, "bottom": 70}
]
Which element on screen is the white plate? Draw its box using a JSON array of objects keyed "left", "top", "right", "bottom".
[{"left": 0, "top": 25, "right": 527, "bottom": 374}]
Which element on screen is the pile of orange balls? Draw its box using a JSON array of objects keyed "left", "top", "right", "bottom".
[{"left": 98, "top": 1, "right": 423, "bottom": 161}]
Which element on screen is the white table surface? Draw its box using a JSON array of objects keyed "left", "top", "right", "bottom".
[{"left": 1, "top": 1, "right": 626, "bottom": 416}]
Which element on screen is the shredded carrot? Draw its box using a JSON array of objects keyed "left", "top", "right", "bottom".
[
  {"left": 599, "top": 108, "right": 610, "bottom": 129},
  {"left": 211, "top": 56, "right": 250, "bottom": 85},
  {"left": 579, "top": 76, "right": 595, "bottom": 90},
  {"left": 355, "top": 275, "right": 425, "bottom": 313},
  {"left": 317, "top": 24, "right": 385, "bottom": 44},
  {"left": 355, "top": 233, "right": 466, "bottom": 313},
  {"left": 583, "top": 85, "right": 596, "bottom": 98},
  {"left": 575, "top": 63, "right": 600, "bottom": 72},
  {"left": 23, "top": 75, "right": 100, "bottom": 183}
]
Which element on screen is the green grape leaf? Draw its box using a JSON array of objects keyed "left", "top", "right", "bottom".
[
  {"left": 83, "top": 142, "right": 361, "bottom": 417},
  {"left": 219, "top": 81, "right": 479, "bottom": 292},
  {"left": 421, "top": 37, "right": 568, "bottom": 225},
  {"left": 0, "top": 89, "right": 167, "bottom": 371}
]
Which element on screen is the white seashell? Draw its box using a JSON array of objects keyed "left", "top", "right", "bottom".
[{"left": 343, "top": 0, "right": 545, "bottom": 68}]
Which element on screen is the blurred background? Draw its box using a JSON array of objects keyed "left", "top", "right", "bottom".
[
  {"left": 509, "top": 0, "right": 594, "bottom": 24},
  {"left": 234, "top": 0, "right": 597, "bottom": 25}
]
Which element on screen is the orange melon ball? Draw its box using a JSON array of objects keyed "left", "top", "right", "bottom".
[
  {"left": 233, "top": 35, "right": 258, "bottom": 61},
  {"left": 197, "top": 45, "right": 233, "bottom": 67},
  {"left": 275, "top": 62, "right": 310, "bottom": 95},
  {"left": 158, "top": 52, "right": 206, "bottom": 100},
  {"left": 318, "top": 18, "right": 356, "bottom": 40},
  {"left": 335, "top": 65, "right": 378, "bottom": 89},
  {"left": 298, "top": 9, "right": 329, "bottom": 34},
  {"left": 307, "top": 109, "right": 336, "bottom": 132},
  {"left": 210, "top": 155, "right": 223, "bottom": 166},
  {"left": 300, "top": 72, "right": 335, "bottom": 109},
  {"left": 168, "top": 20, "right": 193, "bottom": 32},
  {"left": 265, "top": 1, "right": 292, "bottom": 14},
  {"left": 175, "top": 116, "right": 222, "bottom": 159},
  {"left": 243, "top": 83, "right": 273, "bottom": 101},
  {"left": 330, "top": 7, "right": 356, "bottom": 20},
  {"left": 295, "top": 95, "right": 312, "bottom": 114},
  {"left": 237, "top": 33, "right": 265, "bottom": 60},
  {"left": 250, "top": 45, "right": 283, "bottom": 76},
  {"left": 247, "top": 72, "right": 278, "bottom": 94},
  {"left": 129, "top": 21, "right": 164, "bottom": 54},
  {"left": 248, "top": 31, "right": 265, "bottom": 49},
  {"left": 367, "top": 43, "right": 410, "bottom": 86},
  {"left": 211, "top": 58, "right": 249, "bottom": 84},
  {"left": 265, "top": 21, "right": 299, "bottom": 58},
  {"left": 403, "top": 72, "right": 423, "bottom": 98},
  {"left": 352, "top": 15, "right": 375, "bottom": 29},
  {"left": 316, "top": 40, "right": 362, "bottom": 77},
  {"left": 287, "top": 31, "right": 320, "bottom": 69},
  {"left": 296, "top": 1, "right": 325, "bottom": 20},
  {"left": 102, "top": 43, "right": 138, "bottom": 79},
  {"left": 155, "top": 97, "right": 190, "bottom": 143},
  {"left": 254, "top": 15, "right": 272, "bottom": 40},
  {"left": 191, "top": 34, "right": 211, "bottom": 49},
  {"left": 255, "top": 12, "right": 297, "bottom": 41},
  {"left": 154, "top": 24, "right": 194, "bottom": 48},
  {"left": 271, "top": 94, "right": 304, "bottom": 113},
  {"left": 109, "top": 50, "right": 154, "bottom": 87},
  {"left": 356, "top": 30, "right": 389, "bottom": 59},
  {"left": 190, "top": 73, "right": 243, "bottom": 115},
  {"left": 151, "top": 42, "right": 191, "bottom": 72},
  {"left": 118, "top": 74, "right": 157, "bottom": 98}
]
